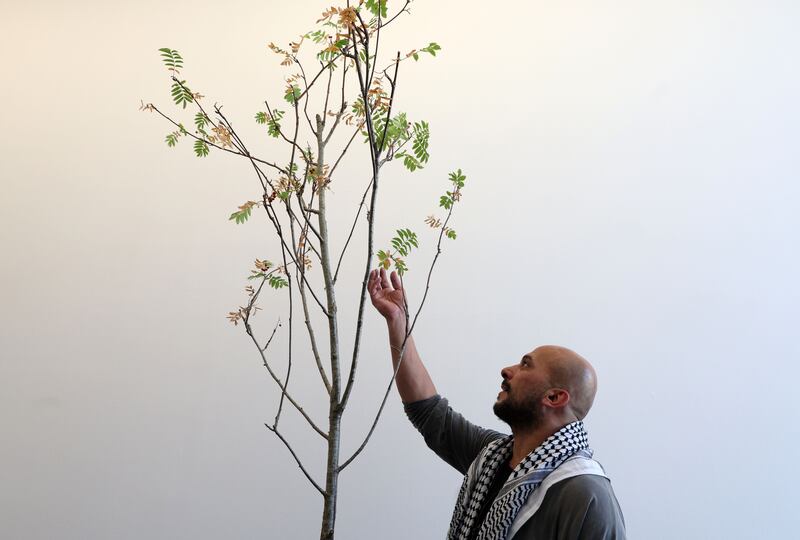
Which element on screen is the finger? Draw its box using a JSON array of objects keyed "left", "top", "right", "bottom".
[
  {"left": 380, "top": 267, "right": 392, "bottom": 290},
  {"left": 390, "top": 270, "right": 402, "bottom": 291},
  {"left": 370, "top": 269, "right": 382, "bottom": 294}
]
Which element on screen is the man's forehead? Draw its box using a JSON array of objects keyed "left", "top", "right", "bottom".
[
  {"left": 527, "top": 345, "right": 556, "bottom": 358},
  {"left": 525, "top": 346, "right": 567, "bottom": 365}
]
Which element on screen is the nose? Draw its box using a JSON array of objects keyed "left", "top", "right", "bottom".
[{"left": 501, "top": 366, "right": 514, "bottom": 380}]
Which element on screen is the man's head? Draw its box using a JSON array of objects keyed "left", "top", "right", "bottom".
[{"left": 493, "top": 345, "right": 598, "bottom": 432}]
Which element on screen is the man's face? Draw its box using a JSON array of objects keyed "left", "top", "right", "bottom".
[{"left": 493, "top": 349, "right": 552, "bottom": 430}]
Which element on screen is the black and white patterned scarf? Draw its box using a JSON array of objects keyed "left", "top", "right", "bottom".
[{"left": 446, "top": 421, "right": 591, "bottom": 540}]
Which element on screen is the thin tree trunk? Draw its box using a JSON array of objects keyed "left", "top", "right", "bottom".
[
  {"left": 320, "top": 413, "right": 341, "bottom": 540},
  {"left": 315, "top": 113, "right": 342, "bottom": 540}
]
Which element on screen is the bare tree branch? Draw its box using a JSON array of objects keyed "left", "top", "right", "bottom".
[
  {"left": 333, "top": 174, "right": 373, "bottom": 285},
  {"left": 273, "top": 229, "right": 295, "bottom": 427},
  {"left": 329, "top": 123, "right": 364, "bottom": 179},
  {"left": 245, "top": 318, "right": 328, "bottom": 439},
  {"left": 265, "top": 424, "right": 326, "bottom": 496},
  {"left": 295, "top": 58, "right": 319, "bottom": 136}
]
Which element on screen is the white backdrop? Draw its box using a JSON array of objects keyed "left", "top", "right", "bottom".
[{"left": 2, "top": 1, "right": 798, "bottom": 538}]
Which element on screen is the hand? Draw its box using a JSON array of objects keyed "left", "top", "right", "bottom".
[{"left": 368, "top": 268, "right": 407, "bottom": 324}]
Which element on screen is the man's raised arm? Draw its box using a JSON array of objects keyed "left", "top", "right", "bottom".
[
  {"left": 368, "top": 268, "right": 437, "bottom": 403},
  {"left": 368, "top": 268, "right": 503, "bottom": 473}
]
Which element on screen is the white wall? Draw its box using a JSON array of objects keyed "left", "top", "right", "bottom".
[{"left": 2, "top": 1, "right": 798, "bottom": 538}]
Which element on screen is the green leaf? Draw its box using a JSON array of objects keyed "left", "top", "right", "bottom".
[
  {"left": 449, "top": 168, "right": 466, "bottom": 187},
  {"left": 405, "top": 228, "right": 419, "bottom": 247},
  {"left": 394, "top": 257, "right": 408, "bottom": 276},
  {"left": 165, "top": 133, "right": 179, "bottom": 147},
  {"left": 390, "top": 228, "right": 419, "bottom": 258},
  {"left": 411, "top": 121, "right": 430, "bottom": 165},
  {"left": 307, "top": 30, "right": 327, "bottom": 44},
  {"left": 421, "top": 42, "right": 441, "bottom": 57},
  {"left": 255, "top": 111, "right": 268, "bottom": 124},
  {"left": 267, "top": 110, "right": 284, "bottom": 138},
  {"left": 268, "top": 275, "right": 289, "bottom": 289},
  {"left": 376, "top": 112, "right": 410, "bottom": 151},
  {"left": 446, "top": 229, "right": 457, "bottom": 240},
  {"left": 351, "top": 97, "right": 366, "bottom": 118},
  {"left": 439, "top": 195, "right": 453, "bottom": 210},
  {"left": 365, "top": 0, "right": 388, "bottom": 18},
  {"left": 194, "top": 112, "right": 209, "bottom": 131},
  {"left": 317, "top": 38, "right": 348, "bottom": 63},
  {"left": 369, "top": 109, "right": 392, "bottom": 150},
  {"left": 248, "top": 272, "right": 266, "bottom": 280},
  {"left": 159, "top": 48, "right": 184, "bottom": 71},
  {"left": 391, "top": 237, "right": 407, "bottom": 256},
  {"left": 396, "top": 151, "right": 422, "bottom": 172},
  {"left": 284, "top": 85, "right": 302, "bottom": 104},
  {"left": 194, "top": 139, "right": 210, "bottom": 157},
  {"left": 229, "top": 205, "right": 254, "bottom": 224},
  {"left": 170, "top": 80, "right": 194, "bottom": 109}
]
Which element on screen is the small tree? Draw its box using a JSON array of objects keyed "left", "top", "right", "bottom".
[{"left": 141, "top": 2, "right": 466, "bottom": 538}]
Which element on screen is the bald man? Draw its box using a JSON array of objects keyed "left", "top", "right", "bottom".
[{"left": 368, "top": 268, "right": 626, "bottom": 539}]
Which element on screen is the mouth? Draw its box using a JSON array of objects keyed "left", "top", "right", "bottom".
[{"left": 497, "top": 382, "right": 510, "bottom": 399}]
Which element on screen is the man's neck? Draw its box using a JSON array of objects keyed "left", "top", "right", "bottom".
[{"left": 508, "top": 420, "right": 572, "bottom": 469}]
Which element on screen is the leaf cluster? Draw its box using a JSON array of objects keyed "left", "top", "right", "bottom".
[
  {"left": 391, "top": 228, "right": 418, "bottom": 256},
  {"left": 376, "top": 228, "right": 418, "bottom": 276},
  {"left": 407, "top": 42, "right": 441, "bottom": 61},
  {"left": 394, "top": 120, "right": 429, "bottom": 172},
  {"left": 159, "top": 47, "right": 183, "bottom": 73},
  {"left": 284, "top": 85, "right": 302, "bottom": 104},
  {"left": 439, "top": 169, "right": 466, "bottom": 210},
  {"left": 365, "top": 0, "right": 388, "bottom": 18},
  {"left": 255, "top": 109, "right": 285, "bottom": 138},
  {"left": 164, "top": 123, "right": 187, "bottom": 147},
  {"left": 246, "top": 259, "right": 289, "bottom": 289},
  {"left": 229, "top": 201, "right": 261, "bottom": 224},
  {"left": 194, "top": 139, "right": 210, "bottom": 157}
]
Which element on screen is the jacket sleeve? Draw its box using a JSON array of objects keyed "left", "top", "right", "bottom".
[{"left": 404, "top": 394, "right": 506, "bottom": 475}]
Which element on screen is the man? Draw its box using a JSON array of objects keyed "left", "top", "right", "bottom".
[{"left": 368, "top": 268, "right": 626, "bottom": 539}]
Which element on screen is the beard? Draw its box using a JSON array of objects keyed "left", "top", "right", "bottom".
[{"left": 493, "top": 387, "right": 545, "bottom": 431}]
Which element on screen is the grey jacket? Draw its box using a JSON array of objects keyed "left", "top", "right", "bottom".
[{"left": 404, "top": 394, "right": 626, "bottom": 539}]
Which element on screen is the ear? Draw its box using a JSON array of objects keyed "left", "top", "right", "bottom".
[{"left": 542, "top": 388, "right": 570, "bottom": 410}]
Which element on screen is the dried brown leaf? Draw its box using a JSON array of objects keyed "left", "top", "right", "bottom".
[{"left": 211, "top": 124, "right": 233, "bottom": 148}]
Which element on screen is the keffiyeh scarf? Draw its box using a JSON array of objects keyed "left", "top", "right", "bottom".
[{"left": 446, "top": 421, "right": 591, "bottom": 540}]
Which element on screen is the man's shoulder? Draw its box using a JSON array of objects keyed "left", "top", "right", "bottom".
[
  {"left": 548, "top": 473, "right": 618, "bottom": 503},
  {"left": 514, "top": 473, "right": 626, "bottom": 539}
]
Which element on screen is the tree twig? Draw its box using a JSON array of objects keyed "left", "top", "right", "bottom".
[
  {"left": 265, "top": 424, "right": 326, "bottom": 496},
  {"left": 245, "top": 319, "right": 329, "bottom": 439}
]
